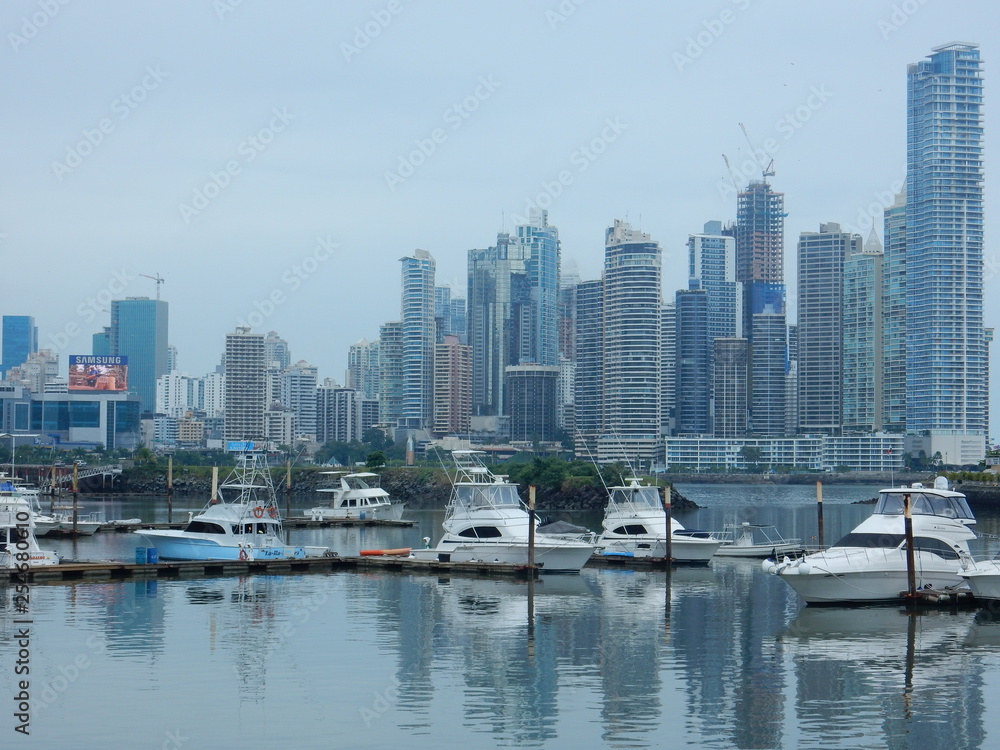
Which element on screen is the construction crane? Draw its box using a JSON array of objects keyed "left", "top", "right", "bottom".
[
  {"left": 721, "top": 154, "right": 742, "bottom": 194},
  {"left": 738, "top": 122, "right": 775, "bottom": 180},
  {"left": 140, "top": 273, "right": 165, "bottom": 301}
]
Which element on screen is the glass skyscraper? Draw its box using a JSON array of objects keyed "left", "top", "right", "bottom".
[
  {"left": 905, "top": 43, "right": 985, "bottom": 463},
  {"left": 110, "top": 298, "right": 168, "bottom": 417},
  {"left": 1, "top": 316, "right": 37, "bottom": 377},
  {"left": 399, "top": 249, "right": 436, "bottom": 430}
]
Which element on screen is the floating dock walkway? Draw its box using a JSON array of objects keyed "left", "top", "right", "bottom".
[{"left": 8, "top": 554, "right": 537, "bottom": 585}]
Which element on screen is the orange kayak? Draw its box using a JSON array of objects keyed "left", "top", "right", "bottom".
[{"left": 359, "top": 548, "right": 412, "bottom": 557}]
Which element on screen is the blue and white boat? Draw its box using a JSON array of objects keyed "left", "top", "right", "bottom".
[{"left": 135, "top": 448, "right": 329, "bottom": 561}]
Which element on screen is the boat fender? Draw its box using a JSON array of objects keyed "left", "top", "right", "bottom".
[
  {"left": 253, "top": 507, "right": 264, "bottom": 518},
  {"left": 762, "top": 559, "right": 778, "bottom": 575},
  {"left": 797, "top": 562, "right": 811, "bottom": 575},
  {"left": 268, "top": 507, "right": 278, "bottom": 519}
]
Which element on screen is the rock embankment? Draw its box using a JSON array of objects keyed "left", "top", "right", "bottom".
[{"left": 95, "top": 466, "right": 698, "bottom": 511}]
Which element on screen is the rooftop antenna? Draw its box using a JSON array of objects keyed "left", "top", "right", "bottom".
[
  {"left": 139, "top": 273, "right": 165, "bottom": 301},
  {"left": 738, "top": 122, "right": 775, "bottom": 181}
]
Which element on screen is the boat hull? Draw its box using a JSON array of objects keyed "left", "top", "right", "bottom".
[
  {"left": 715, "top": 541, "right": 803, "bottom": 558},
  {"left": 135, "top": 531, "right": 323, "bottom": 561},
  {"left": 411, "top": 541, "right": 594, "bottom": 573},
  {"left": 961, "top": 561, "right": 1000, "bottom": 602},
  {"left": 307, "top": 501, "right": 405, "bottom": 522},
  {"left": 596, "top": 535, "right": 722, "bottom": 563},
  {"left": 774, "top": 549, "right": 965, "bottom": 604}
]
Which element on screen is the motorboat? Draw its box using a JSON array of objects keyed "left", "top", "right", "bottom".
[
  {"left": 307, "top": 471, "right": 404, "bottom": 521},
  {"left": 36, "top": 509, "right": 103, "bottom": 536},
  {"left": 714, "top": 522, "right": 803, "bottom": 558},
  {"left": 596, "top": 478, "right": 722, "bottom": 563},
  {"left": 0, "top": 481, "right": 60, "bottom": 568},
  {"left": 135, "top": 449, "right": 329, "bottom": 561},
  {"left": 767, "top": 477, "right": 977, "bottom": 604},
  {"left": 959, "top": 550, "right": 1000, "bottom": 603},
  {"left": 409, "top": 450, "right": 596, "bottom": 573}
]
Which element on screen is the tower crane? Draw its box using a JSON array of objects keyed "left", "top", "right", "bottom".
[
  {"left": 140, "top": 273, "right": 165, "bottom": 301},
  {"left": 738, "top": 122, "right": 775, "bottom": 180}
]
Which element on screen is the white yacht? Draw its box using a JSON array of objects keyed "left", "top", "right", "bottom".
[
  {"left": 410, "top": 450, "right": 595, "bottom": 573},
  {"left": 0, "top": 481, "right": 60, "bottom": 568},
  {"left": 714, "top": 522, "right": 803, "bottom": 558},
  {"left": 767, "top": 477, "right": 977, "bottom": 604},
  {"left": 307, "top": 471, "right": 404, "bottom": 521},
  {"left": 135, "top": 449, "right": 329, "bottom": 561},
  {"left": 596, "top": 478, "right": 722, "bottom": 563},
  {"left": 959, "top": 550, "right": 1000, "bottom": 603}
]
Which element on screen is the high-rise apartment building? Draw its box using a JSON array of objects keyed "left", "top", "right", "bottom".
[
  {"left": 713, "top": 337, "right": 749, "bottom": 438},
  {"left": 843, "top": 231, "right": 885, "bottom": 434},
  {"left": 1, "top": 316, "right": 37, "bottom": 378},
  {"left": 599, "top": 219, "right": 661, "bottom": 462},
  {"left": 432, "top": 334, "right": 471, "bottom": 437},
  {"left": 518, "top": 209, "right": 560, "bottom": 367},
  {"left": 573, "top": 279, "right": 604, "bottom": 443},
  {"left": 400, "top": 249, "right": 436, "bottom": 430},
  {"left": 736, "top": 181, "right": 784, "bottom": 285},
  {"left": 905, "top": 43, "right": 986, "bottom": 464},
  {"left": 674, "top": 288, "right": 711, "bottom": 435},
  {"left": 797, "top": 223, "right": 861, "bottom": 435},
  {"left": 747, "top": 282, "right": 787, "bottom": 437},
  {"left": 883, "top": 188, "right": 907, "bottom": 433},
  {"left": 263, "top": 331, "right": 290, "bottom": 370},
  {"left": 505, "top": 365, "right": 559, "bottom": 443},
  {"left": 689, "top": 223, "right": 741, "bottom": 340},
  {"left": 377, "top": 321, "right": 404, "bottom": 428},
  {"left": 223, "top": 327, "right": 265, "bottom": 443},
  {"left": 346, "top": 339, "right": 380, "bottom": 400},
  {"left": 280, "top": 361, "right": 318, "bottom": 440},
  {"left": 110, "top": 297, "right": 168, "bottom": 417}
]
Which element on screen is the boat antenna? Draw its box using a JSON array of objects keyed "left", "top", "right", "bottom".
[
  {"left": 611, "top": 429, "right": 637, "bottom": 478},
  {"left": 577, "top": 432, "right": 610, "bottom": 496}
]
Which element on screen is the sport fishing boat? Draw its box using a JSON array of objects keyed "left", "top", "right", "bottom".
[
  {"left": 596, "top": 478, "right": 722, "bottom": 563},
  {"left": 766, "top": 477, "right": 977, "bottom": 604},
  {"left": 0, "top": 481, "right": 60, "bottom": 568},
  {"left": 410, "top": 450, "right": 596, "bottom": 573},
  {"left": 306, "top": 471, "right": 405, "bottom": 521},
  {"left": 135, "top": 448, "right": 329, "bottom": 561}
]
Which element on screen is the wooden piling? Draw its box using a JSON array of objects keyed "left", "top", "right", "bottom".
[
  {"left": 528, "top": 485, "right": 536, "bottom": 570},
  {"left": 903, "top": 492, "right": 917, "bottom": 600},
  {"left": 816, "top": 481, "right": 825, "bottom": 548},
  {"left": 661, "top": 485, "right": 672, "bottom": 563}
]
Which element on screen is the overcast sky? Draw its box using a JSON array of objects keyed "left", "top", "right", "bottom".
[{"left": 2, "top": 1, "right": 997, "bottom": 433}]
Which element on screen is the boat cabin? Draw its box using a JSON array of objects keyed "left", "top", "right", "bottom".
[
  {"left": 452, "top": 482, "right": 522, "bottom": 512},
  {"left": 873, "top": 489, "right": 974, "bottom": 522},
  {"left": 608, "top": 481, "right": 664, "bottom": 512}
]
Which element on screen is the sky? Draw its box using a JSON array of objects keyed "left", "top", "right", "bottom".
[{"left": 2, "top": 1, "right": 997, "bottom": 431}]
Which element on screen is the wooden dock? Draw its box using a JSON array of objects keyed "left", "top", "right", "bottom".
[{"left": 6, "top": 554, "right": 537, "bottom": 585}]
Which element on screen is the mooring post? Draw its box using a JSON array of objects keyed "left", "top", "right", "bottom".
[
  {"left": 72, "top": 462, "right": 79, "bottom": 535},
  {"left": 528, "top": 485, "right": 536, "bottom": 573},
  {"left": 661, "top": 484, "right": 673, "bottom": 564},
  {"left": 816, "top": 481, "right": 824, "bottom": 548},
  {"left": 285, "top": 459, "right": 292, "bottom": 520},
  {"left": 904, "top": 492, "right": 917, "bottom": 601},
  {"left": 167, "top": 455, "right": 174, "bottom": 524}
]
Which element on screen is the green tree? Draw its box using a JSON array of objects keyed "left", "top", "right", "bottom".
[{"left": 365, "top": 451, "right": 387, "bottom": 469}]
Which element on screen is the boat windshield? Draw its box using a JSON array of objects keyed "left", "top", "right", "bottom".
[
  {"left": 453, "top": 483, "right": 522, "bottom": 510},
  {"left": 874, "top": 491, "right": 974, "bottom": 520},
  {"left": 610, "top": 486, "right": 662, "bottom": 510}
]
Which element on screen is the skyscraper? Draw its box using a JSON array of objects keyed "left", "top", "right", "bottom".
[
  {"left": 377, "top": 321, "right": 404, "bottom": 428},
  {"left": 674, "top": 288, "right": 711, "bottom": 435},
  {"left": 110, "top": 297, "right": 168, "bottom": 416},
  {"left": 689, "top": 223, "right": 741, "bottom": 340},
  {"left": 797, "top": 223, "right": 861, "bottom": 435},
  {"left": 1, "top": 316, "right": 37, "bottom": 378},
  {"left": 518, "top": 209, "right": 560, "bottom": 367},
  {"left": 280, "top": 360, "right": 318, "bottom": 440},
  {"left": 905, "top": 43, "right": 986, "bottom": 464},
  {"left": 263, "top": 331, "right": 290, "bottom": 370},
  {"left": 432, "top": 334, "right": 472, "bottom": 437},
  {"left": 224, "top": 327, "right": 265, "bottom": 443},
  {"left": 883, "top": 187, "right": 907, "bottom": 433},
  {"left": 736, "top": 181, "right": 784, "bottom": 286},
  {"left": 400, "top": 249, "right": 436, "bottom": 430},
  {"left": 843, "top": 231, "right": 885, "bottom": 434},
  {"left": 573, "top": 279, "right": 604, "bottom": 444},
  {"left": 346, "top": 338, "right": 380, "bottom": 400},
  {"left": 713, "top": 337, "right": 749, "bottom": 438},
  {"left": 599, "top": 219, "right": 661, "bottom": 462}
]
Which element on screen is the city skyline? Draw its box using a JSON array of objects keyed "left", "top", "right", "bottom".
[{"left": 1, "top": 3, "right": 996, "bottom": 434}]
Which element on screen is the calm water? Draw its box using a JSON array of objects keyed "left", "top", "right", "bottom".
[{"left": 6, "top": 483, "right": 1000, "bottom": 749}]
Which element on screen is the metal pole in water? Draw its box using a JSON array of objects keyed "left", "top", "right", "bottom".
[
  {"left": 661, "top": 485, "right": 673, "bottom": 563},
  {"left": 167, "top": 455, "right": 174, "bottom": 524},
  {"left": 211, "top": 466, "right": 219, "bottom": 504},
  {"left": 72, "top": 462, "right": 79, "bottom": 535},
  {"left": 528, "top": 485, "right": 536, "bottom": 572},
  {"left": 904, "top": 492, "right": 917, "bottom": 600},
  {"left": 816, "top": 481, "right": 824, "bottom": 548}
]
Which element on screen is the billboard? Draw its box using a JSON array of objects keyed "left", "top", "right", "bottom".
[{"left": 68, "top": 355, "right": 129, "bottom": 391}]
